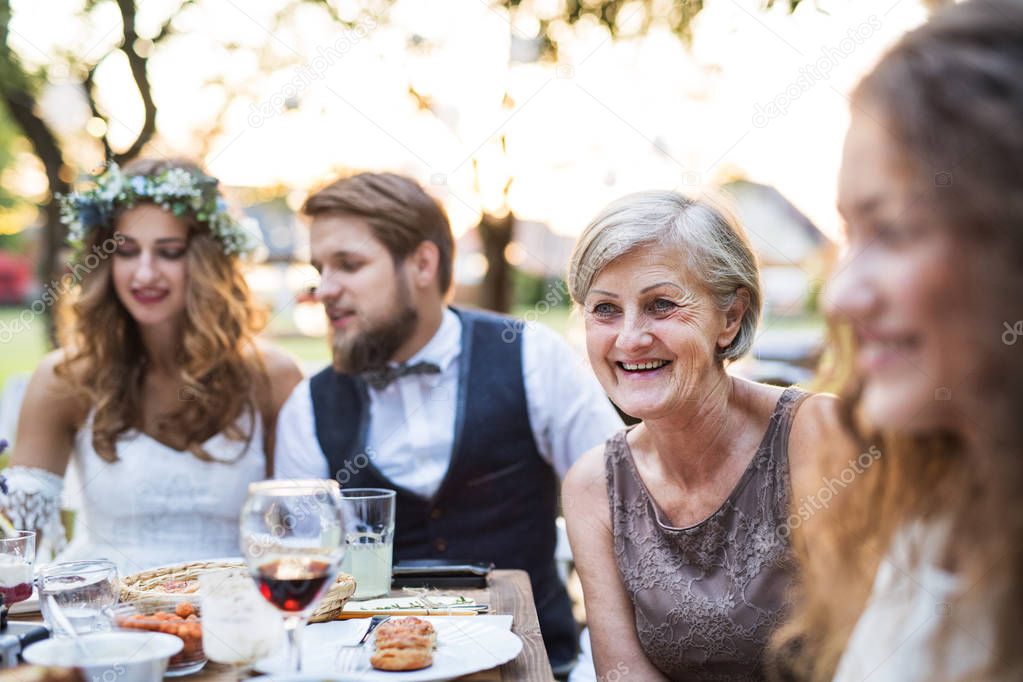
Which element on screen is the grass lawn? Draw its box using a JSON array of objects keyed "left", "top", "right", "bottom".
[
  {"left": 0, "top": 306, "right": 334, "bottom": 388},
  {"left": 0, "top": 307, "right": 48, "bottom": 391}
]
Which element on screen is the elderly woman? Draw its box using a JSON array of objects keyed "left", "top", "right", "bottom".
[{"left": 563, "top": 191, "right": 829, "bottom": 681}]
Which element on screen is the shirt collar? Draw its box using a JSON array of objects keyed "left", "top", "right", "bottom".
[{"left": 404, "top": 307, "right": 461, "bottom": 372}]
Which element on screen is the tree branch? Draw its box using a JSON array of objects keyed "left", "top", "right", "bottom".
[
  {"left": 112, "top": 0, "right": 157, "bottom": 165},
  {"left": 151, "top": 0, "right": 197, "bottom": 44},
  {"left": 84, "top": 64, "right": 113, "bottom": 163}
]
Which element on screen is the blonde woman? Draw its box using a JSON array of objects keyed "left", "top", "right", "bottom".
[
  {"left": 2, "top": 158, "right": 301, "bottom": 573},
  {"left": 773, "top": 1, "right": 1023, "bottom": 680},
  {"left": 563, "top": 191, "right": 830, "bottom": 680}
]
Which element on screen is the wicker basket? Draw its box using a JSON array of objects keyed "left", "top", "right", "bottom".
[
  {"left": 120, "top": 560, "right": 358, "bottom": 622},
  {"left": 308, "top": 573, "right": 357, "bottom": 623}
]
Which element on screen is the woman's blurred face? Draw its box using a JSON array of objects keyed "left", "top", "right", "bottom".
[
  {"left": 583, "top": 245, "right": 735, "bottom": 420},
  {"left": 826, "top": 108, "right": 976, "bottom": 433},
  {"left": 111, "top": 203, "right": 190, "bottom": 331}
]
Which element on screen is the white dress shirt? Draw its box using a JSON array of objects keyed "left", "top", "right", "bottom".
[{"left": 275, "top": 309, "right": 623, "bottom": 497}]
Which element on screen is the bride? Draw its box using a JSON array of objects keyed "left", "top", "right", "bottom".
[{"left": 1, "top": 158, "right": 301, "bottom": 574}]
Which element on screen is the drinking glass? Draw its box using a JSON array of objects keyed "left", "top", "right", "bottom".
[
  {"left": 240, "top": 480, "right": 344, "bottom": 673},
  {"left": 0, "top": 530, "right": 34, "bottom": 615},
  {"left": 338, "top": 488, "right": 396, "bottom": 599},
  {"left": 37, "top": 559, "right": 119, "bottom": 635}
]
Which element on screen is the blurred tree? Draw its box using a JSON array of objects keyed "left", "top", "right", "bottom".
[
  {"left": 0, "top": 0, "right": 372, "bottom": 343},
  {"left": 0, "top": 103, "right": 25, "bottom": 216},
  {"left": 497, "top": 0, "right": 804, "bottom": 58},
  {"left": 463, "top": 0, "right": 804, "bottom": 310},
  {"left": 0, "top": 0, "right": 70, "bottom": 343},
  {"left": 0, "top": 0, "right": 189, "bottom": 342}
]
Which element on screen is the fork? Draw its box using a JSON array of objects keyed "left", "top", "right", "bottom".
[{"left": 335, "top": 615, "right": 391, "bottom": 671}]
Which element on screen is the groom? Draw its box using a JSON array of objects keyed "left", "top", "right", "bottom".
[{"left": 274, "top": 171, "right": 622, "bottom": 672}]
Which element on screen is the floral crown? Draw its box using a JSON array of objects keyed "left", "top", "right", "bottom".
[{"left": 59, "top": 162, "right": 260, "bottom": 257}]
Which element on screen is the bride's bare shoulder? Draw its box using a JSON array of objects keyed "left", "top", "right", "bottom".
[
  {"left": 29, "top": 349, "right": 86, "bottom": 395},
  {"left": 250, "top": 340, "right": 303, "bottom": 414}
]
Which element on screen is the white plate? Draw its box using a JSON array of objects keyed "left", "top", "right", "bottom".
[{"left": 254, "top": 616, "right": 522, "bottom": 681}]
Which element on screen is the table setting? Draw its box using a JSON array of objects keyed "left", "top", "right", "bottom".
[{"left": 0, "top": 481, "right": 548, "bottom": 681}]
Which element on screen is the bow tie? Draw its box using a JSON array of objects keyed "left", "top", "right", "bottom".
[{"left": 362, "top": 361, "right": 442, "bottom": 390}]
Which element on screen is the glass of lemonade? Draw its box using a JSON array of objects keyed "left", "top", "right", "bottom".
[{"left": 338, "top": 489, "right": 396, "bottom": 599}]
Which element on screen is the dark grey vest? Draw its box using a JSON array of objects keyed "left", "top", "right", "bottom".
[{"left": 309, "top": 307, "right": 577, "bottom": 668}]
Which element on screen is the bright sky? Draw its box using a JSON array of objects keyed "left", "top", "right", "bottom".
[{"left": 9, "top": 0, "right": 930, "bottom": 242}]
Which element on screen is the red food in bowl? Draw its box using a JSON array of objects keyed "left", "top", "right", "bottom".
[{"left": 114, "top": 602, "right": 204, "bottom": 670}]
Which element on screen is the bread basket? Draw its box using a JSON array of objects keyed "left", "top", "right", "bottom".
[{"left": 120, "top": 560, "right": 358, "bottom": 622}]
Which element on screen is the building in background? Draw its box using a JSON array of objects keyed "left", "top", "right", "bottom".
[{"left": 723, "top": 179, "right": 837, "bottom": 319}]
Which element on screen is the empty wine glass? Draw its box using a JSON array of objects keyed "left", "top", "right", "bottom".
[{"left": 239, "top": 480, "right": 344, "bottom": 673}]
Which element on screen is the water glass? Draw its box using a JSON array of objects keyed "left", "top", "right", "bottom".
[
  {"left": 339, "top": 488, "right": 396, "bottom": 600},
  {"left": 37, "top": 559, "right": 119, "bottom": 635}
]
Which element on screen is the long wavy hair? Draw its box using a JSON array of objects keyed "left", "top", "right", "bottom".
[
  {"left": 771, "top": 1, "right": 1023, "bottom": 679},
  {"left": 56, "top": 158, "right": 268, "bottom": 463}
]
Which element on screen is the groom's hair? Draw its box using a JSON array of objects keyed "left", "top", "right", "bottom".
[{"left": 302, "top": 172, "right": 455, "bottom": 294}]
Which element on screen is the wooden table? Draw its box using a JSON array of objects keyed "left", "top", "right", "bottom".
[{"left": 195, "top": 569, "right": 554, "bottom": 682}]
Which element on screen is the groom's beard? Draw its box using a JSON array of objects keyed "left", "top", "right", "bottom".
[{"left": 331, "top": 284, "right": 419, "bottom": 375}]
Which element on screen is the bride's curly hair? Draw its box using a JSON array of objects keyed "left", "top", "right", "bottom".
[
  {"left": 771, "top": 1, "right": 1023, "bottom": 680},
  {"left": 56, "top": 157, "right": 268, "bottom": 463}
]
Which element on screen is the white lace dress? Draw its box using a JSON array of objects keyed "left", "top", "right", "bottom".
[{"left": 55, "top": 410, "right": 267, "bottom": 576}]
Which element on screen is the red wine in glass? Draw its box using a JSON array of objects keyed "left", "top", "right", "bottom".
[{"left": 255, "top": 558, "right": 332, "bottom": 613}]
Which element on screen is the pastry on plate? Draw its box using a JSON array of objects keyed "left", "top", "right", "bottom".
[
  {"left": 370, "top": 645, "right": 434, "bottom": 672},
  {"left": 371, "top": 616, "right": 437, "bottom": 672},
  {"left": 375, "top": 616, "right": 437, "bottom": 646}
]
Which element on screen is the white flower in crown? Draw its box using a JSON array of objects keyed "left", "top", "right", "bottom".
[{"left": 58, "top": 162, "right": 261, "bottom": 258}]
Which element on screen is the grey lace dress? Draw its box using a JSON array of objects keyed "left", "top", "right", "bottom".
[{"left": 605, "top": 387, "right": 807, "bottom": 681}]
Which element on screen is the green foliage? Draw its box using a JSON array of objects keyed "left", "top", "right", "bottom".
[
  {"left": 0, "top": 100, "right": 25, "bottom": 212},
  {"left": 0, "top": 232, "right": 24, "bottom": 251},
  {"left": 511, "top": 268, "right": 572, "bottom": 310}
]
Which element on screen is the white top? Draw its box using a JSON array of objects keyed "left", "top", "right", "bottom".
[
  {"left": 275, "top": 309, "right": 623, "bottom": 495},
  {"left": 58, "top": 409, "right": 267, "bottom": 575},
  {"left": 833, "top": 521, "right": 998, "bottom": 682}
]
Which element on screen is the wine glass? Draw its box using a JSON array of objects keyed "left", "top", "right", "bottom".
[
  {"left": 240, "top": 480, "right": 344, "bottom": 673},
  {"left": 0, "top": 530, "right": 35, "bottom": 616}
]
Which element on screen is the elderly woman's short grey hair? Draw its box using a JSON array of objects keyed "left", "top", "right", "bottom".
[{"left": 568, "top": 190, "right": 761, "bottom": 362}]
